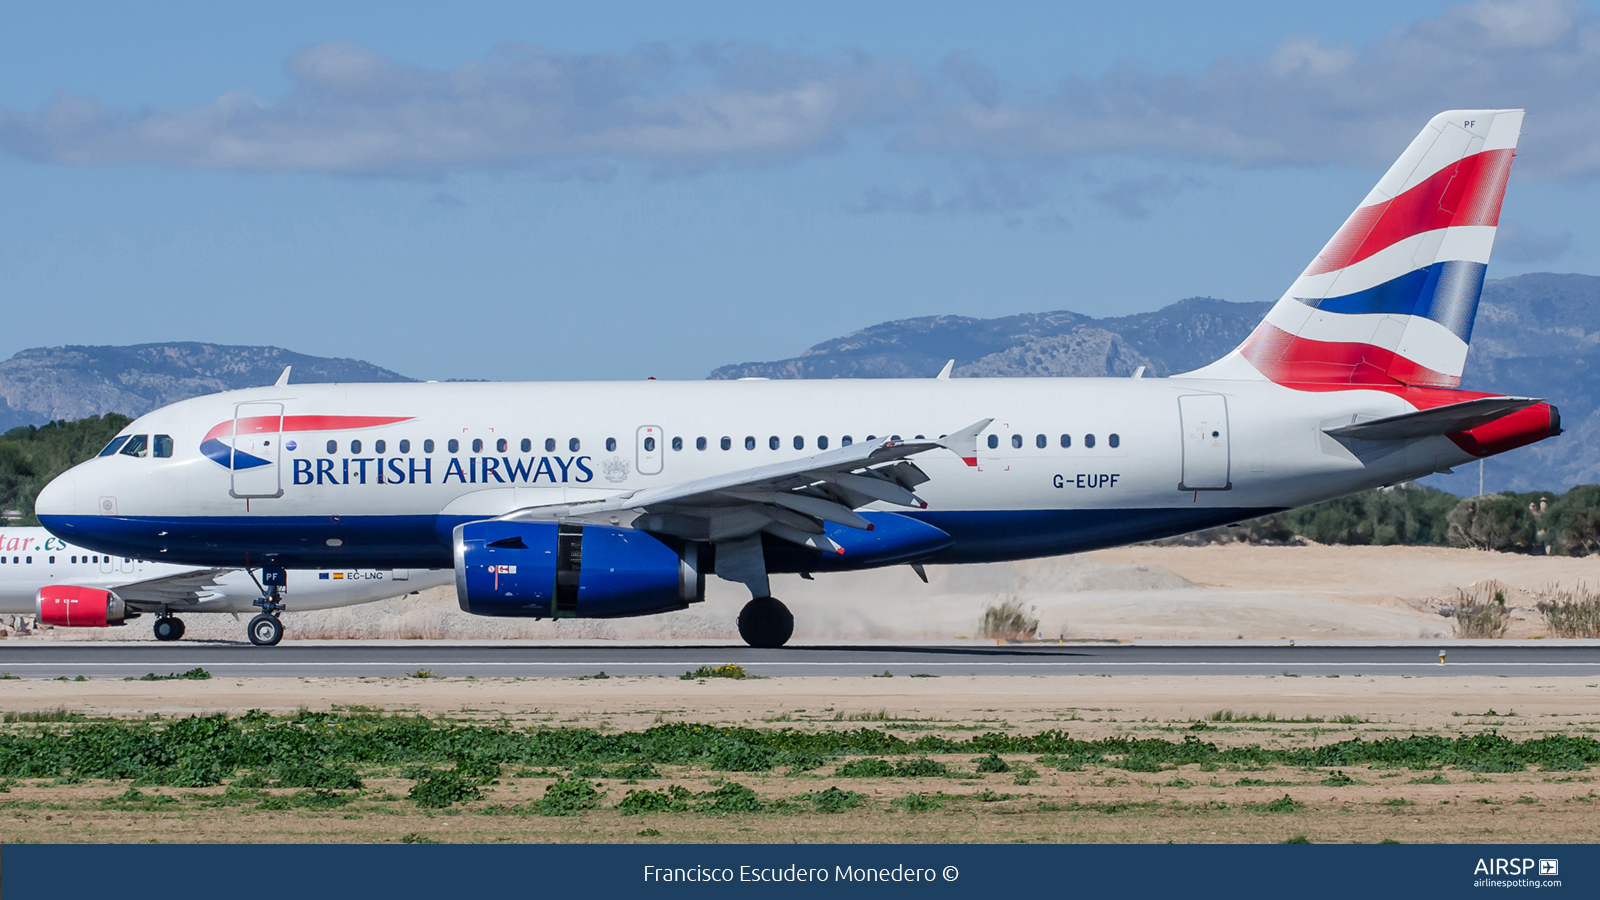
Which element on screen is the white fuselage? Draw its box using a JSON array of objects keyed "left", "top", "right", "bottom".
[{"left": 34, "top": 376, "right": 1484, "bottom": 571}]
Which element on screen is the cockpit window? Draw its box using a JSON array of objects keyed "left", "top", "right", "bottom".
[
  {"left": 153, "top": 435, "right": 174, "bottom": 458},
  {"left": 98, "top": 436, "right": 130, "bottom": 457},
  {"left": 118, "top": 435, "right": 149, "bottom": 458}
]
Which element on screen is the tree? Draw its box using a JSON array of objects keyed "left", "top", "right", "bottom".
[{"left": 0, "top": 415, "right": 131, "bottom": 524}]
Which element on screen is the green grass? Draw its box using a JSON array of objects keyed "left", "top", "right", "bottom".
[{"left": 680, "top": 665, "right": 750, "bottom": 680}]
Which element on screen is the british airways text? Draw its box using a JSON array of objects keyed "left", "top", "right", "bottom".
[{"left": 292, "top": 455, "right": 595, "bottom": 486}]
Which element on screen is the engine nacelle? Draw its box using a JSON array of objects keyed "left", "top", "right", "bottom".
[
  {"left": 453, "top": 521, "right": 704, "bottom": 618},
  {"left": 37, "top": 585, "right": 128, "bottom": 627}
]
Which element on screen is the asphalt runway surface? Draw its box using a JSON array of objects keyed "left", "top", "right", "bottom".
[{"left": 2, "top": 642, "right": 1600, "bottom": 679}]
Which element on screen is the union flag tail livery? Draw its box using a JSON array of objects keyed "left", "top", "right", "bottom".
[
  {"left": 1194, "top": 109, "right": 1522, "bottom": 388},
  {"left": 35, "top": 109, "right": 1562, "bottom": 647}
]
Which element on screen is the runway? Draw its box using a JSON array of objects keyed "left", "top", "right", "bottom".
[{"left": 3, "top": 641, "right": 1600, "bottom": 678}]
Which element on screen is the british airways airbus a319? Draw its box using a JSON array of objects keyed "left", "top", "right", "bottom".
[{"left": 35, "top": 110, "right": 1560, "bottom": 648}]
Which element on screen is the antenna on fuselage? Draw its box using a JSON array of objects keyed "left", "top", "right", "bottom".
[{"left": 274, "top": 366, "right": 291, "bottom": 387}]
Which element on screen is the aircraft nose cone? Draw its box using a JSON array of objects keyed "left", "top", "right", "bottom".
[{"left": 34, "top": 470, "right": 79, "bottom": 518}]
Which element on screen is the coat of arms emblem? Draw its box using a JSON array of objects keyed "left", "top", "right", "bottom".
[{"left": 601, "top": 456, "right": 630, "bottom": 483}]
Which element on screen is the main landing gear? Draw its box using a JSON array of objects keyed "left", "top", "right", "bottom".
[
  {"left": 737, "top": 597, "right": 794, "bottom": 649},
  {"left": 153, "top": 615, "right": 185, "bottom": 642}
]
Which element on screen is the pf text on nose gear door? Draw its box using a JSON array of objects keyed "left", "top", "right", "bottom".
[
  {"left": 230, "top": 402, "right": 285, "bottom": 499},
  {"left": 1177, "top": 394, "right": 1231, "bottom": 491}
]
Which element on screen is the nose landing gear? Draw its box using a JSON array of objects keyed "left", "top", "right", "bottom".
[
  {"left": 247, "top": 566, "right": 287, "bottom": 647},
  {"left": 247, "top": 613, "right": 284, "bottom": 646},
  {"left": 153, "top": 615, "right": 186, "bottom": 642}
]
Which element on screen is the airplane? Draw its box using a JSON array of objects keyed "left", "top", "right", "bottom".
[
  {"left": 33, "top": 109, "right": 1559, "bottom": 649},
  {"left": 0, "top": 526, "right": 450, "bottom": 645}
]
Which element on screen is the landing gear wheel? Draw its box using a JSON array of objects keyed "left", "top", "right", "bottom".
[
  {"left": 153, "top": 616, "right": 185, "bottom": 642},
  {"left": 737, "top": 597, "right": 794, "bottom": 649},
  {"left": 247, "top": 614, "right": 284, "bottom": 647}
]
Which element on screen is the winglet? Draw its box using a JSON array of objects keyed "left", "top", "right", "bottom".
[
  {"left": 937, "top": 418, "right": 993, "bottom": 467},
  {"left": 274, "top": 366, "right": 292, "bottom": 387},
  {"left": 936, "top": 359, "right": 955, "bottom": 380}
]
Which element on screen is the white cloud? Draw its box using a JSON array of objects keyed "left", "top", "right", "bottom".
[{"left": 6, "top": 2, "right": 1600, "bottom": 181}]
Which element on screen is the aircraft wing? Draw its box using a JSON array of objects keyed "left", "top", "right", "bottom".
[
  {"left": 107, "top": 568, "right": 235, "bottom": 607},
  {"left": 1324, "top": 397, "right": 1543, "bottom": 442},
  {"left": 496, "top": 418, "right": 992, "bottom": 552}
]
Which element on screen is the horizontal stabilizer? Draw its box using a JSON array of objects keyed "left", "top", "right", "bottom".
[{"left": 1324, "top": 396, "right": 1542, "bottom": 441}]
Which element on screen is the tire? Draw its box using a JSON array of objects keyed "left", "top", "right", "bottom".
[
  {"left": 153, "top": 617, "right": 183, "bottom": 642},
  {"left": 737, "top": 597, "right": 794, "bottom": 649},
  {"left": 247, "top": 614, "right": 284, "bottom": 647}
]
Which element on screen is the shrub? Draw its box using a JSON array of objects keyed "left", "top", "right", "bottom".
[
  {"left": 538, "top": 776, "right": 604, "bottom": 816},
  {"left": 801, "top": 786, "right": 864, "bottom": 813},
  {"left": 616, "top": 785, "right": 694, "bottom": 815},
  {"left": 1255, "top": 794, "right": 1305, "bottom": 813},
  {"left": 893, "top": 758, "right": 948, "bottom": 778},
  {"left": 698, "top": 782, "right": 763, "bottom": 814},
  {"left": 1451, "top": 583, "right": 1510, "bottom": 639},
  {"left": 979, "top": 597, "right": 1038, "bottom": 639},
  {"left": 454, "top": 757, "right": 501, "bottom": 784},
  {"left": 891, "top": 792, "right": 948, "bottom": 812},
  {"left": 681, "top": 665, "right": 748, "bottom": 680},
  {"left": 836, "top": 758, "right": 896, "bottom": 778},
  {"left": 1543, "top": 486, "right": 1600, "bottom": 556},
  {"left": 272, "top": 765, "right": 363, "bottom": 790},
  {"left": 974, "top": 753, "right": 1010, "bottom": 774},
  {"left": 1448, "top": 495, "right": 1538, "bottom": 552},
  {"left": 1537, "top": 583, "right": 1600, "bottom": 638},
  {"left": 408, "top": 770, "right": 482, "bottom": 808}
]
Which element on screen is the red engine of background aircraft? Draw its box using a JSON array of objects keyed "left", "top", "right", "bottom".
[{"left": 36, "top": 585, "right": 127, "bottom": 627}]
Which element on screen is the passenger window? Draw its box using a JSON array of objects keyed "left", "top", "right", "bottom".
[
  {"left": 1109, "top": 433, "right": 1120, "bottom": 448},
  {"left": 817, "top": 435, "right": 829, "bottom": 450},
  {"left": 644, "top": 437, "right": 656, "bottom": 452},
  {"left": 99, "top": 436, "right": 130, "bottom": 457},
  {"left": 1060, "top": 434, "right": 1071, "bottom": 448},
  {"left": 471, "top": 439, "right": 482, "bottom": 453},
  {"left": 545, "top": 438, "right": 556, "bottom": 452},
  {"left": 794, "top": 436, "right": 805, "bottom": 450},
  {"left": 400, "top": 440, "right": 411, "bottom": 453},
  {"left": 1036, "top": 434, "right": 1046, "bottom": 449},
  {"left": 153, "top": 435, "right": 174, "bottom": 458},
  {"left": 841, "top": 435, "right": 853, "bottom": 446},
  {"left": 768, "top": 436, "right": 780, "bottom": 450},
  {"left": 496, "top": 438, "right": 507, "bottom": 453},
  {"left": 47, "top": 556, "right": 54, "bottom": 564},
  {"left": 721, "top": 437, "right": 731, "bottom": 450},
  {"left": 671, "top": 437, "right": 683, "bottom": 451},
  {"left": 71, "top": 556, "right": 77, "bottom": 564},
  {"left": 987, "top": 434, "right": 998, "bottom": 449},
  {"left": 26, "top": 556, "right": 32, "bottom": 564},
  {"left": 351, "top": 439, "right": 363, "bottom": 454},
  {"left": 745, "top": 436, "right": 756, "bottom": 451},
  {"left": 569, "top": 438, "right": 581, "bottom": 452},
  {"left": 606, "top": 437, "right": 617, "bottom": 452},
  {"left": 447, "top": 439, "right": 459, "bottom": 453},
  {"left": 891, "top": 434, "right": 901, "bottom": 442},
  {"left": 119, "top": 435, "right": 149, "bottom": 458},
  {"left": 423, "top": 440, "right": 434, "bottom": 454},
  {"left": 520, "top": 438, "right": 531, "bottom": 452},
  {"left": 696, "top": 437, "right": 707, "bottom": 451},
  {"left": 1011, "top": 434, "right": 1022, "bottom": 449},
  {"left": 376, "top": 440, "right": 387, "bottom": 454},
  {"left": 1085, "top": 434, "right": 1096, "bottom": 448},
  {"left": 866, "top": 435, "right": 877, "bottom": 442}
]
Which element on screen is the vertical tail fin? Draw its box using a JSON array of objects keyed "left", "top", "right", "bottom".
[{"left": 1188, "top": 109, "right": 1523, "bottom": 387}]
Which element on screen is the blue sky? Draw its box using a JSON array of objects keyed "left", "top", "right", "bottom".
[{"left": 3, "top": 0, "right": 1598, "bottom": 381}]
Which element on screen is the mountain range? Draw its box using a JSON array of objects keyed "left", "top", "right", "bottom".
[{"left": 4, "top": 273, "right": 1595, "bottom": 493}]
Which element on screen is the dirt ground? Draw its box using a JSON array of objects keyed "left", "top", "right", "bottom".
[
  {"left": 0, "top": 674, "right": 1596, "bottom": 844},
  {"left": 12, "top": 543, "right": 1598, "bottom": 643}
]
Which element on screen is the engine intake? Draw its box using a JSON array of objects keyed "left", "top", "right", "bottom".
[
  {"left": 37, "top": 585, "right": 128, "bottom": 627},
  {"left": 454, "top": 521, "right": 704, "bottom": 618}
]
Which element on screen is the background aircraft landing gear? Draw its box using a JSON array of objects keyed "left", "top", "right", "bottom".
[
  {"left": 737, "top": 597, "right": 793, "bottom": 649},
  {"left": 153, "top": 616, "right": 185, "bottom": 642},
  {"left": 247, "top": 614, "right": 283, "bottom": 647}
]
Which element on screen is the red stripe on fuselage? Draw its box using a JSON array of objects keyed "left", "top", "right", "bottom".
[
  {"left": 202, "top": 415, "right": 413, "bottom": 443},
  {"left": 1304, "top": 148, "right": 1513, "bottom": 277}
]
